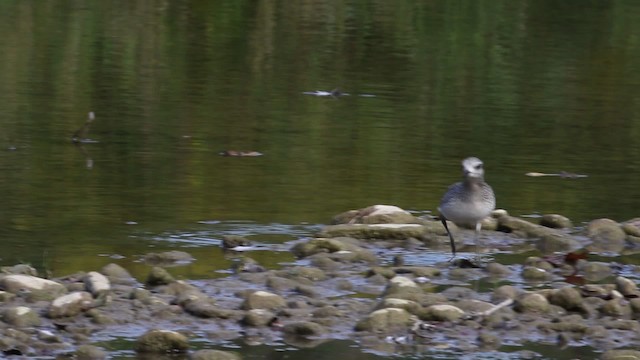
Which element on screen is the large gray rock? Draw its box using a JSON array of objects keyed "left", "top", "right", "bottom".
[
  {"left": 84, "top": 271, "right": 110, "bottom": 297},
  {"left": 587, "top": 218, "right": 626, "bottom": 253},
  {"left": 100, "top": 263, "right": 135, "bottom": 284},
  {"left": 2, "top": 306, "right": 41, "bottom": 327},
  {"left": 48, "top": 291, "right": 93, "bottom": 318},
  {"left": 355, "top": 308, "right": 413, "bottom": 332},
  {"left": 75, "top": 344, "right": 108, "bottom": 360},
  {"left": 1, "top": 274, "right": 67, "bottom": 300},
  {"left": 332, "top": 205, "right": 420, "bottom": 225},
  {"left": 419, "top": 304, "right": 465, "bottom": 322},
  {"left": 514, "top": 293, "right": 549, "bottom": 313},
  {"left": 549, "top": 287, "right": 583, "bottom": 311},
  {"left": 540, "top": 214, "right": 573, "bottom": 229},
  {"left": 242, "top": 309, "right": 276, "bottom": 326},
  {"left": 135, "top": 329, "right": 189, "bottom": 353},
  {"left": 241, "top": 291, "right": 286, "bottom": 310},
  {"left": 146, "top": 267, "right": 175, "bottom": 286}
]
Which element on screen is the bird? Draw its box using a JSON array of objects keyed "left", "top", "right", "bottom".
[{"left": 438, "top": 157, "right": 496, "bottom": 259}]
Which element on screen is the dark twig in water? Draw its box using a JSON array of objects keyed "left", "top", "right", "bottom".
[{"left": 72, "top": 112, "right": 97, "bottom": 143}]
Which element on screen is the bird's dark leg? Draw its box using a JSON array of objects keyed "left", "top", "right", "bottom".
[{"left": 441, "top": 216, "right": 456, "bottom": 260}]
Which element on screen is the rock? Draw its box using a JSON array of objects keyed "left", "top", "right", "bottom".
[
  {"left": 497, "top": 215, "right": 540, "bottom": 234},
  {"left": 332, "top": 205, "right": 419, "bottom": 225},
  {"left": 485, "top": 262, "right": 512, "bottom": 276},
  {"left": 278, "top": 266, "right": 327, "bottom": 281},
  {"left": 521, "top": 266, "right": 550, "bottom": 281},
  {"left": 2, "top": 306, "right": 41, "bottom": 327},
  {"left": 76, "top": 344, "right": 108, "bottom": 360},
  {"left": 282, "top": 321, "right": 326, "bottom": 337},
  {"left": 135, "top": 329, "right": 189, "bottom": 353},
  {"left": 100, "top": 263, "right": 136, "bottom": 285},
  {"left": 492, "top": 285, "right": 520, "bottom": 302},
  {"left": 183, "top": 299, "right": 232, "bottom": 319},
  {"left": 615, "top": 276, "right": 639, "bottom": 297},
  {"left": 377, "top": 298, "right": 421, "bottom": 314},
  {"left": 587, "top": 218, "right": 626, "bottom": 253},
  {"left": 601, "top": 349, "right": 640, "bottom": 360},
  {"left": 622, "top": 222, "right": 640, "bottom": 238},
  {"left": 514, "top": 293, "right": 549, "bottom": 313},
  {"left": 221, "top": 235, "right": 252, "bottom": 249},
  {"left": 313, "top": 305, "right": 342, "bottom": 318},
  {"left": 146, "top": 267, "right": 175, "bottom": 286},
  {"left": 536, "top": 233, "right": 581, "bottom": 253},
  {"left": 394, "top": 266, "right": 441, "bottom": 278},
  {"left": 601, "top": 299, "right": 629, "bottom": 317},
  {"left": 231, "top": 257, "right": 265, "bottom": 273},
  {"left": 455, "top": 299, "right": 494, "bottom": 314},
  {"left": 383, "top": 276, "right": 423, "bottom": 300},
  {"left": 144, "top": 251, "right": 194, "bottom": 266},
  {"left": 524, "top": 257, "right": 554, "bottom": 271},
  {"left": 84, "top": 272, "right": 110, "bottom": 297},
  {"left": 549, "top": 287, "right": 583, "bottom": 311},
  {"left": 191, "top": 349, "right": 242, "bottom": 360},
  {"left": 0, "top": 291, "right": 16, "bottom": 302},
  {"left": 354, "top": 308, "right": 413, "bottom": 332},
  {"left": 540, "top": 214, "right": 573, "bottom": 229},
  {"left": 577, "top": 261, "right": 613, "bottom": 281},
  {"left": 1, "top": 264, "right": 38, "bottom": 276},
  {"left": 48, "top": 292, "right": 93, "bottom": 318},
  {"left": 241, "top": 291, "right": 286, "bottom": 310},
  {"left": 243, "top": 309, "right": 276, "bottom": 326},
  {"left": 0, "top": 274, "right": 67, "bottom": 300},
  {"left": 419, "top": 304, "right": 465, "bottom": 322},
  {"left": 319, "top": 223, "right": 426, "bottom": 240},
  {"left": 478, "top": 330, "right": 501, "bottom": 349},
  {"left": 75, "top": 344, "right": 107, "bottom": 359}
]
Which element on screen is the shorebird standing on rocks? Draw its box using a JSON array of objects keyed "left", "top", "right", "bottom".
[{"left": 439, "top": 157, "right": 496, "bottom": 259}]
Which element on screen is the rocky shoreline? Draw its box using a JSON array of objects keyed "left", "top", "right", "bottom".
[{"left": 1, "top": 205, "right": 640, "bottom": 359}]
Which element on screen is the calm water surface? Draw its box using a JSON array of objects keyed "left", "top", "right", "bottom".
[{"left": 1, "top": 1, "right": 639, "bottom": 359}]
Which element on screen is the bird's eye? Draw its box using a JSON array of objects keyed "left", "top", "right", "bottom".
[{"left": 475, "top": 164, "right": 483, "bottom": 170}]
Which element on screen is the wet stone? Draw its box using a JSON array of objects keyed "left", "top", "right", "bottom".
[
  {"left": 282, "top": 321, "right": 326, "bottom": 337},
  {"left": 242, "top": 309, "right": 276, "bottom": 326},
  {"left": 84, "top": 271, "right": 110, "bottom": 297},
  {"left": 100, "top": 263, "right": 134, "bottom": 283},
  {"left": 242, "top": 291, "right": 286, "bottom": 310},
  {"left": 514, "top": 293, "right": 549, "bottom": 313},
  {"left": 146, "top": 267, "right": 175, "bottom": 286},
  {"left": 1, "top": 264, "right": 38, "bottom": 276},
  {"left": 549, "top": 287, "right": 583, "bottom": 311},
  {"left": 587, "top": 218, "right": 626, "bottom": 253},
  {"left": 143, "top": 251, "right": 194, "bottom": 266},
  {"left": 354, "top": 308, "right": 412, "bottom": 332},
  {"left": 48, "top": 292, "right": 93, "bottom": 318},
  {"left": 135, "top": 329, "right": 189, "bottom": 353},
  {"left": 2, "top": 306, "right": 41, "bottom": 327},
  {"left": 191, "top": 349, "right": 242, "bottom": 360},
  {"left": 419, "top": 304, "right": 465, "bottom": 322},
  {"left": 540, "top": 214, "right": 573, "bottom": 229},
  {"left": 1, "top": 274, "right": 67, "bottom": 300},
  {"left": 75, "top": 344, "right": 108, "bottom": 360}
]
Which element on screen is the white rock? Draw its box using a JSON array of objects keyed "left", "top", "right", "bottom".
[
  {"left": 49, "top": 292, "right": 93, "bottom": 318},
  {"left": 1, "top": 275, "right": 66, "bottom": 295},
  {"left": 84, "top": 271, "right": 111, "bottom": 296},
  {"left": 389, "top": 276, "right": 418, "bottom": 288}
]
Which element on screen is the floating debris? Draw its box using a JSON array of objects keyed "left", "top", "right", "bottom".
[
  {"left": 219, "top": 150, "right": 263, "bottom": 157},
  {"left": 72, "top": 112, "right": 99, "bottom": 144},
  {"left": 303, "top": 88, "right": 348, "bottom": 97},
  {"left": 303, "top": 88, "right": 376, "bottom": 98},
  {"left": 525, "top": 171, "right": 587, "bottom": 179}
]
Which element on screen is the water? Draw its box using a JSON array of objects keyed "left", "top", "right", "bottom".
[{"left": 1, "top": 1, "right": 639, "bottom": 359}]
